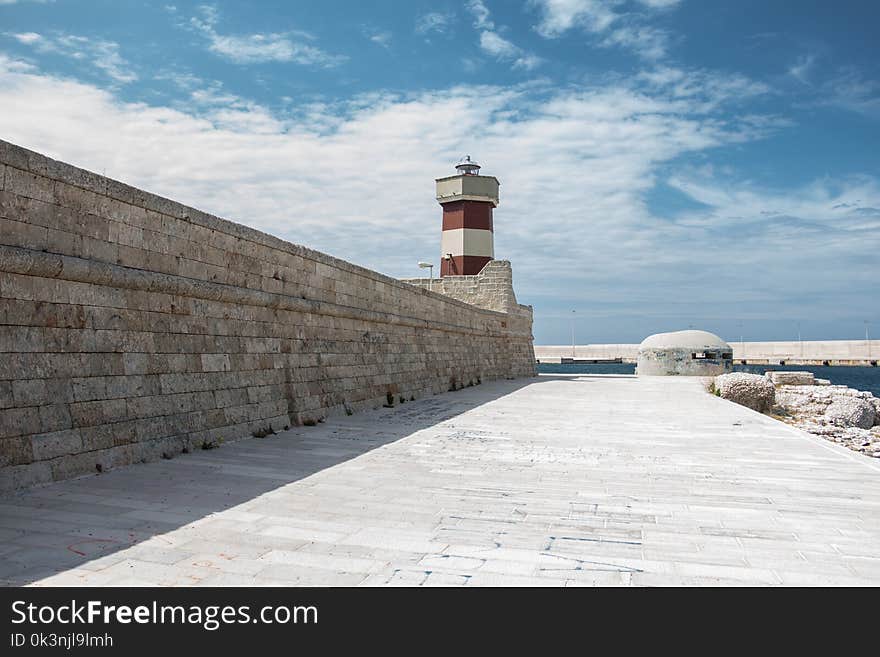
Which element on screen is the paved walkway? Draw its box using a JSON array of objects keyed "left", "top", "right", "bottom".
[{"left": 2, "top": 374, "right": 879, "bottom": 586}]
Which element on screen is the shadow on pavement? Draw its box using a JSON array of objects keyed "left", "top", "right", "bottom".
[{"left": 0, "top": 377, "right": 535, "bottom": 586}]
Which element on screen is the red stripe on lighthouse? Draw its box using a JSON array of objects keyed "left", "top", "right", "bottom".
[{"left": 441, "top": 201, "right": 494, "bottom": 231}]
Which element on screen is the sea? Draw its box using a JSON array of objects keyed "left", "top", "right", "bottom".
[{"left": 536, "top": 362, "right": 880, "bottom": 397}]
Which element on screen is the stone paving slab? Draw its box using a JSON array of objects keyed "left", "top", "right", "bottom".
[{"left": 2, "top": 374, "right": 879, "bottom": 586}]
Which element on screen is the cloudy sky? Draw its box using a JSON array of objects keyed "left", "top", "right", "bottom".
[{"left": 0, "top": 0, "right": 877, "bottom": 344}]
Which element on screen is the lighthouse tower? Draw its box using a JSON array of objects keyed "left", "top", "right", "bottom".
[{"left": 435, "top": 156, "right": 499, "bottom": 276}]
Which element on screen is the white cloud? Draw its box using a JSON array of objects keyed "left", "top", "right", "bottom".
[
  {"left": 468, "top": 1, "right": 543, "bottom": 71},
  {"left": 153, "top": 68, "right": 204, "bottom": 91},
  {"left": 668, "top": 173, "right": 880, "bottom": 233},
  {"left": 532, "top": 0, "right": 617, "bottom": 37},
  {"left": 415, "top": 12, "right": 455, "bottom": 36},
  {"left": 786, "top": 59, "right": 880, "bottom": 118},
  {"left": 466, "top": 0, "right": 494, "bottom": 30},
  {"left": 188, "top": 5, "right": 345, "bottom": 67},
  {"left": 601, "top": 25, "right": 668, "bottom": 61},
  {"left": 637, "top": 66, "right": 772, "bottom": 112},
  {"left": 0, "top": 53, "right": 874, "bottom": 341},
  {"left": 9, "top": 32, "right": 40, "bottom": 44},
  {"left": 479, "top": 31, "right": 519, "bottom": 59},
  {"left": 512, "top": 53, "right": 543, "bottom": 71},
  {"left": 365, "top": 28, "right": 392, "bottom": 49},
  {"left": 0, "top": 51, "right": 34, "bottom": 71},
  {"left": 817, "top": 67, "right": 880, "bottom": 117},
  {"left": 657, "top": 171, "right": 880, "bottom": 323},
  {"left": 371, "top": 33, "right": 391, "bottom": 48},
  {"left": 788, "top": 54, "right": 815, "bottom": 84},
  {"left": 461, "top": 56, "right": 480, "bottom": 73},
  {"left": 6, "top": 31, "right": 136, "bottom": 83},
  {"left": 531, "top": 0, "right": 678, "bottom": 59}
]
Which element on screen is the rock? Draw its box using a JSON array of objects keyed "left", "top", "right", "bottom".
[
  {"left": 714, "top": 373, "right": 776, "bottom": 412},
  {"left": 825, "top": 398, "right": 875, "bottom": 429},
  {"left": 767, "top": 371, "right": 815, "bottom": 386},
  {"left": 716, "top": 375, "right": 879, "bottom": 459}
]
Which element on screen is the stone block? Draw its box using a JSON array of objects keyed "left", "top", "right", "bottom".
[
  {"left": 12, "top": 378, "right": 48, "bottom": 406},
  {"left": 0, "top": 381, "right": 13, "bottom": 409},
  {"left": 0, "top": 406, "right": 40, "bottom": 438},
  {"left": 0, "top": 436, "right": 32, "bottom": 467},
  {"left": 201, "top": 354, "right": 232, "bottom": 372},
  {"left": 0, "top": 142, "right": 31, "bottom": 170},
  {"left": 72, "top": 377, "right": 108, "bottom": 402},
  {"left": 46, "top": 227, "right": 83, "bottom": 257},
  {"left": 32, "top": 428, "right": 83, "bottom": 461},
  {"left": 3, "top": 167, "right": 54, "bottom": 203},
  {"left": 115, "top": 244, "right": 150, "bottom": 270},
  {"left": 133, "top": 415, "right": 171, "bottom": 443},
  {"left": 49, "top": 448, "right": 108, "bottom": 482},
  {"left": 0, "top": 217, "right": 49, "bottom": 250},
  {"left": 0, "top": 461, "right": 52, "bottom": 493},
  {"left": 53, "top": 181, "right": 97, "bottom": 214},
  {"left": 122, "top": 353, "right": 151, "bottom": 376},
  {"left": 214, "top": 388, "right": 249, "bottom": 408},
  {"left": 110, "top": 421, "right": 138, "bottom": 446},
  {"left": 82, "top": 236, "right": 119, "bottom": 263},
  {"left": 79, "top": 424, "right": 116, "bottom": 451},
  {"left": 38, "top": 403, "right": 73, "bottom": 432},
  {"left": 103, "top": 199, "right": 132, "bottom": 224},
  {"left": 767, "top": 371, "right": 815, "bottom": 386}
]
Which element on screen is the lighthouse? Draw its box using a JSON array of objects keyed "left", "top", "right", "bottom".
[{"left": 435, "top": 156, "right": 499, "bottom": 276}]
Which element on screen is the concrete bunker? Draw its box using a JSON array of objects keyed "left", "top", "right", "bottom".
[{"left": 636, "top": 330, "right": 733, "bottom": 376}]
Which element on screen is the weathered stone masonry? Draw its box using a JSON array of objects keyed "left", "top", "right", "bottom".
[
  {"left": 0, "top": 140, "right": 536, "bottom": 492},
  {"left": 401, "top": 260, "right": 526, "bottom": 315}
]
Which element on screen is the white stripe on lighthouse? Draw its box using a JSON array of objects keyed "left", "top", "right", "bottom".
[{"left": 440, "top": 228, "right": 494, "bottom": 258}]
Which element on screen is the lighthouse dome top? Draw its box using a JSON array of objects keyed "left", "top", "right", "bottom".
[{"left": 455, "top": 155, "right": 481, "bottom": 175}]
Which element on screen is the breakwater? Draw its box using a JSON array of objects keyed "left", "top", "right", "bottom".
[{"left": 535, "top": 340, "right": 880, "bottom": 366}]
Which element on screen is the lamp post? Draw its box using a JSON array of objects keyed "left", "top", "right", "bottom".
[
  {"left": 738, "top": 321, "right": 744, "bottom": 364},
  {"left": 418, "top": 262, "right": 433, "bottom": 291}
]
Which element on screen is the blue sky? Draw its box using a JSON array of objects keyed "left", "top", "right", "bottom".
[{"left": 0, "top": 0, "right": 878, "bottom": 344}]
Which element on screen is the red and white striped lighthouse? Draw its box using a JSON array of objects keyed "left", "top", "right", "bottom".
[{"left": 435, "top": 156, "right": 500, "bottom": 276}]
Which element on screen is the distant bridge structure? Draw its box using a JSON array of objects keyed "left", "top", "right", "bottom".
[{"left": 534, "top": 340, "right": 880, "bottom": 367}]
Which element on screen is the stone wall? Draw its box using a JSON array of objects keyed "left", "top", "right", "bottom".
[
  {"left": 0, "top": 140, "right": 536, "bottom": 492},
  {"left": 400, "top": 260, "right": 526, "bottom": 315}
]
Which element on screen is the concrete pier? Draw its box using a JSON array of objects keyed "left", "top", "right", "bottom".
[
  {"left": 2, "top": 374, "right": 879, "bottom": 586},
  {"left": 536, "top": 340, "right": 880, "bottom": 366}
]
